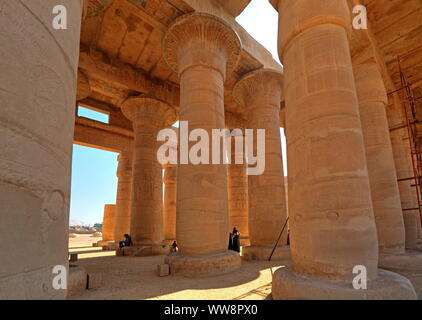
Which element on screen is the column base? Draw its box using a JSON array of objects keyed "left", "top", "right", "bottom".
[
  {"left": 96, "top": 240, "right": 114, "bottom": 247},
  {"left": 379, "top": 250, "right": 422, "bottom": 298},
  {"left": 67, "top": 265, "right": 87, "bottom": 298},
  {"left": 102, "top": 242, "right": 119, "bottom": 251},
  {"left": 164, "top": 239, "right": 176, "bottom": 245},
  {"left": 272, "top": 267, "right": 416, "bottom": 300},
  {"left": 116, "top": 244, "right": 168, "bottom": 257},
  {"left": 164, "top": 250, "right": 241, "bottom": 277},
  {"left": 242, "top": 245, "right": 291, "bottom": 261},
  {"left": 240, "top": 237, "right": 250, "bottom": 246}
]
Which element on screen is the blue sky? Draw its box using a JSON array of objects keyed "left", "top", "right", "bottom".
[{"left": 69, "top": 0, "right": 285, "bottom": 225}]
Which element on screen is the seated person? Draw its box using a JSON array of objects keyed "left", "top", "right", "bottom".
[{"left": 119, "top": 234, "right": 132, "bottom": 249}]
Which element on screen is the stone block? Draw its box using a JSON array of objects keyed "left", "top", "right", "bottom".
[
  {"left": 69, "top": 253, "right": 78, "bottom": 262},
  {"left": 67, "top": 266, "right": 87, "bottom": 298},
  {"left": 87, "top": 272, "right": 102, "bottom": 290},
  {"left": 165, "top": 250, "right": 241, "bottom": 277},
  {"left": 157, "top": 264, "right": 170, "bottom": 277}
]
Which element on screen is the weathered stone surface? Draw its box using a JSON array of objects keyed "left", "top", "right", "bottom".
[
  {"left": 162, "top": 12, "right": 242, "bottom": 276},
  {"left": 271, "top": 0, "right": 416, "bottom": 300},
  {"left": 242, "top": 245, "right": 290, "bottom": 261},
  {"left": 165, "top": 251, "right": 241, "bottom": 277},
  {"left": 113, "top": 150, "right": 133, "bottom": 242},
  {"left": 3, "top": 0, "right": 422, "bottom": 301},
  {"left": 163, "top": 163, "right": 177, "bottom": 242},
  {"left": 225, "top": 115, "right": 249, "bottom": 244},
  {"left": 67, "top": 266, "right": 87, "bottom": 298},
  {"left": 87, "top": 272, "right": 102, "bottom": 290},
  {"left": 276, "top": 0, "right": 378, "bottom": 281},
  {"left": 379, "top": 250, "right": 422, "bottom": 298},
  {"left": 354, "top": 62, "right": 406, "bottom": 254},
  {"left": 272, "top": 268, "right": 416, "bottom": 300},
  {"left": 102, "top": 204, "right": 116, "bottom": 242},
  {"left": 0, "top": 0, "right": 82, "bottom": 299},
  {"left": 117, "top": 244, "right": 168, "bottom": 257},
  {"left": 157, "top": 264, "right": 170, "bottom": 277},
  {"left": 121, "top": 96, "right": 176, "bottom": 249},
  {"left": 233, "top": 68, "right": 288, "bottom": 260}
]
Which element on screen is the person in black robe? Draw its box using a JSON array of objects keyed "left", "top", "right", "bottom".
[
  {"left": 170, "top": 240, "right": 178, "bottom": 253},
  {"left": 119, "top": 234, "right": 132, "bottom": 249},
  {"left": 228, "top": 227, "right": 241, "bottom": 253}
]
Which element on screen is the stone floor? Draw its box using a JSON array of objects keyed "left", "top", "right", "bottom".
[
  {"left": 68, "top": 236, "right": 422, "bottom": 300},
  {"left": 68, "top": 235, "right": 288, "bottom": 300}
]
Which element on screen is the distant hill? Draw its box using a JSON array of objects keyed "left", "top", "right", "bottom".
[{"left": 69, "top": 219, "right": 92, "bottom": 227}]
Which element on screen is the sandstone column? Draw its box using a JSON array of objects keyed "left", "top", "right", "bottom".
[
  {"left": 233, "top": 69, "right": 289, "bottom": 260},
  {"left": 113, "top": 150, "right": 132, "bottom": 242},
  {"left": 271, "top": 0, "right": 416, "bottom": 299},
  {"left": 162, "top": 13, "right": 242, "bottom": 276},
  {"left": 0, "top": 0, "right": 82, "bottom": 299},
  {"left": 121, "top": 96, "right": 176, "bottom": 256},
  {"left": 162, "top": 127, "right": 178, "bottom": 243},
  {"left": 101, "top": 204, "right": 116, "bottom": 243},
  {"left": 163, "top": 163, "right": 177, "bottom": 242},
  {"left": 225, "top": 114, "right": 249, "bottom": 245},
  {"left": 353, "top": 62, "right": 406, "bottom": 254},
  {"left": 387, "top": 96, "right": 422, "bottom": 247}
]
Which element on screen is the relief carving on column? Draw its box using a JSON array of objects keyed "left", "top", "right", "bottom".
[{"left": 163, "top": 13, "right": 242, "bottom": 78}]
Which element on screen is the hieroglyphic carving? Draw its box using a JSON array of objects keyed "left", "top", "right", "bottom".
[
  {"left": 79, "top": 47, "right": 180, "bottom": 107},
  {"left": 86, "top": 0, "right": 114, "bottom": 17}
]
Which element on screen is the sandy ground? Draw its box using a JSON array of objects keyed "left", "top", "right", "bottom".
[{"left": 68, "top": 235, "right": 289, "bottom": 300}]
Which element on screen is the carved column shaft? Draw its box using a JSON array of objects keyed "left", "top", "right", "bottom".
[
  {"left": 233, "top": 69, "right": 288, "bottom": 260},
  {"left": 102, "top": 204, "right": 116, "bottom": 241},
  {"left": 354, "top": 62, "right": 406, "bottom": 254},
  {"left": 122, "top": 97, "right": 176, "bottom": 246},
  {"left": 0, "top": 0, "right": 82, "bottom": 299},
  {"left": 163, "top": 163, "right": 177, "bottom": 241},
  {"left": 113, "top": 151, "right": 132, "bottom": 241},
  {"left": 387, "top": 96, "right": 422, "bottom": 247},
  {"left": 224, "top": 114, "right": 249, "bottom": 243},
  {"left": 162, "top": 13, "right": 242, "bottom": 276},
  {"left": 278, "top": 0, "right": 378, "bottom": 280},
  {"left": 227, "top": 136, "right": 249, "bottom": 242},
  {"left": 163, "top": 13, "right": 241, "bottom": 256},
  {"left": 271, "top": 0, "right": 417, "bottom": 301}
]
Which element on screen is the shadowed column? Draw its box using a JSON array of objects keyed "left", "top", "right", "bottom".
[
  {"left": 163, "top": 163, "right": 177, "bottom": 242},
  {"left": 162, "top": 127, "right": 178, "bottom": 243},
  {"left": 387, "top": 95, "right": 422, "bottom": 247},
  {"left": 270, "top": 0, "right": 416, "bottom": 299},
  {"left": 225, "top": 113, "right": 249, "bottom": 245},
  {"left": 162, "top": 13, "right": 242, "bottom": 276},
  {"left": 354, "top": 62, "right": 406, "bottom": 254},
  {"left": 121, "top": 96, "right": 176, "bottom": 256},
  {"left": 233, "top": 69, "right": 289, "bottom": 261},
  {"left": 227, "top": 135, "right": 249, "bottom": 244},
  {"left": 356, "top": 63, "right": 422, "bottom": 298}
]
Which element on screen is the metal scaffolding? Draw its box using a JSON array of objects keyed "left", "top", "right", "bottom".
[{"left": 393, "top": 44, "right": 422, "bottom": 226}]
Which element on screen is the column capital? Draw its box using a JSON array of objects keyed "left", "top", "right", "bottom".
[
  {"left": 354, "top": 62, "right": 388, "bottom": 105},
  {"left": 277, "top": 0, "right": 351, "bottom": 58},
  {"left": 233, "top": 68, "right": 283, "bottom": 108},
  {"left": 163, "top": 13, "right": 241, "bottom": 80},
  {"left": 121, "top": 95, "right": 177, "bottom": 127}
]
